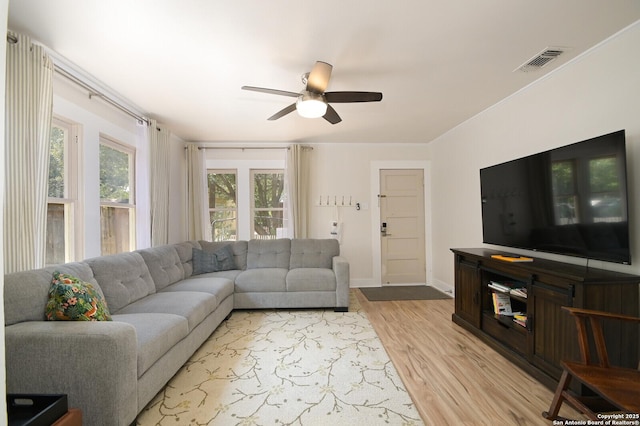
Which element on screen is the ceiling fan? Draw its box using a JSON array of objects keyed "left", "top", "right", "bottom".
[{"left": 241, "top": 61, "right": 383, "bottom": 124}]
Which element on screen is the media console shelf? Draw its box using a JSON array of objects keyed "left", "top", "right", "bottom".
[{"left": 451, "top": 248, "right": 639, "bottom": 392}]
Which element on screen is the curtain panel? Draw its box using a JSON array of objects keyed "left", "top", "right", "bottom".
[
  {"left": 186, "top": 144, "right": 209, "bottom": 241},
  {"left": 4, "top": 32, "right": 54, "bottom": 273},
  {"left": 149, "top": 120, "right": 171, "bottom": 246},
  {"left": 286, "top": 144, "right": 310, "bottom": 238}
]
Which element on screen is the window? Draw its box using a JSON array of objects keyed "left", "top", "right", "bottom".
[
  {"left": 251, "top": 170, "right": 285, "bottom": 239},
  {"left": 100, "top": 136, "right": 135, "bottom": 255},
  {"left": 46, "top": 117, "right": 79, "bottom": 264},
  {"left": 207, "top": 170, "right": 237, "bottom": 241}
]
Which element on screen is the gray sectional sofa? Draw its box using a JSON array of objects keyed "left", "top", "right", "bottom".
[{"left": 3, "top": 238, "right": 349, "bottom": 426}]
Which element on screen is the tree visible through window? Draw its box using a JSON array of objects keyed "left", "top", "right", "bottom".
[
  {"left": 208, "top": 170, "right": 237, "bottom": 241},
  {"left": 100, "top": 137, "right": 135, "bottom": 255},
  {"left": 252, "top": 170, "right": 285, "bottom": 239}
]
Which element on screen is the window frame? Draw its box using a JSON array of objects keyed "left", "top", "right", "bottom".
[
  {"left": 207, "top": 168, "right": 238, "bottom": 241},
  {"left": 99, "top": 135, "right": 136, "bottom": 254},
  {"left": 46, "top": 116, "right": 82, "bottom": 264},
  {"left": 250, "top": 168, "right": 285, "bottom": 239}
]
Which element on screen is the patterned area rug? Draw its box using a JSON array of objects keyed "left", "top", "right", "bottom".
[{"left": 136, "top": 297, "right": 423, "bottom": 426}]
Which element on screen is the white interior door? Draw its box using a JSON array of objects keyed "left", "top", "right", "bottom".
[{"left": 380, "top": 169, "right": 426, "bottom": 285}]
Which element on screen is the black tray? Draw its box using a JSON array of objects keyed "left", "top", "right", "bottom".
[{"left": 7, "top": 394, "right": 68, "bottom": 426}]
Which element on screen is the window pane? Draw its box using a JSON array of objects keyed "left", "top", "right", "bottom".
[
  {"left": 100, "top": 144, "right": 131, "bottom": 203},
  {"left": 49, "top": 125, "right": 65, "bottom": 198},
  {"left": 210, "top": 210, "right": 237, "bottom": 241},
  {"left": 253, "top": 172, "right": 284, "bottom": 208},
  {"left": 100, "top": 206, "right": 131, "bottom": 255},
  {"left": 208, "top": 171, "right": 237, "bottom": 241},
  {"left": 208, "top": 172, "right": 236, "bottom": 208},
  {"left": 46, "top": 203, "right": 65, "bottom": 264},
  {"left": 253, "top": 210, "right": 284, "bottom": 239}
]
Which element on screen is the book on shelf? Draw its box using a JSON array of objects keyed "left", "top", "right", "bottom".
[
  {"left": 492, "top": 292, "right": 512, "bottom": 315},
  {"left": 510, "top": 287, "right": 528, "bottom": 298},
  {"left": 513, "top": 313, "right": 527, "bottom": 328},
  {"left": 491, "top": 254, "right": 534, "bottom": 262},
  {"left": 488, "top": 281, "right": 527, "bottom": 298},
  {"left": 488, "top": 281, "right": 512, "bottom": 293}
]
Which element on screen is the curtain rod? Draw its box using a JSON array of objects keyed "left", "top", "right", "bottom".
[
  {"left": 184, "top": 146, "right": 313, "bottom": 150},
  {"left": 54, "top": 64, "right": 150, "bottom": 126}
]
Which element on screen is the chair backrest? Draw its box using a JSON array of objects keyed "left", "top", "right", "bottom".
[{"left": 563, "top": 306, "right": 640, "bottom": 368}]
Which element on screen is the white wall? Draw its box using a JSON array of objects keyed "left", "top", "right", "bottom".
[
  {"left": 429, "top": 22, "right": 640, "bottom": 290},
  {"left": 306, "top": 143, "right": 431, "bottom": 286}
]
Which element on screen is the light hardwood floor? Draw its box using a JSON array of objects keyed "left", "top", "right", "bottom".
[{"left": 354, "top": 289, "right": 587, "bottom": 425}]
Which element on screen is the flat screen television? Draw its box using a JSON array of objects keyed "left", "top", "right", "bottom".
[{"left": 480, "top": 130, "right": 631, "bottom": 264}]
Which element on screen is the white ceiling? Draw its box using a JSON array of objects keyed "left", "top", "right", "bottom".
[{"left": 8, "top": 1, "right": 640, "bottom": 144}]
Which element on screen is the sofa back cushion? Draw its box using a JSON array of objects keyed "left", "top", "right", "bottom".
[
  {"left": 290, "top": 239, "right": 339, "bottom": 269},
  {"left": 137, "top": 245, "right": 185, "bottom": 291},
  {"left": 199, "top": 240, "right": 248, "bottom": 270},
  {"left": 247, "top": 239, "right": 291, "bottom": 269},
  {"left": 4, "top": 262, "right": 98, "bottom": 326},
  {"left": 86, "top": 252, "right": 155, "bottom": 313},
  {"left": 174, "top": 241, "right": 200, "bottom": 277}
]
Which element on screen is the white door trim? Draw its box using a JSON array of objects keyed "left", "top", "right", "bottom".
[{"left": 370, "top": 161, "right": 432, "bottom": 287}]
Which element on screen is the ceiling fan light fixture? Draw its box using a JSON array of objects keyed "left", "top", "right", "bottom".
[{"left": 296, "top": 91, "right": 327, "bottom": 118}]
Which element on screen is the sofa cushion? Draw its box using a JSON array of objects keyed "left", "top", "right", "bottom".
[
  {"left": 286, "top": 268, "right": 337, "bottom": 292},
  {"left": 112, "top": 313, "right": 188, "bottom": 377},
  {"left": 86, "top": 252, "right": 156, "bottom": 314},
  {"left": 200, "top": 240, "right": 248, "bottom": 270},
  {"left": 161, "top": 277, "right": 234, "bottom": 306},
  {"left": 4, "top": 262, "right": 99, "bottom": 326},
  {"left": 195, "top": 269, "right": 243, "bottom": 282},
  {"left": 137, "top": 245, "right": 185, "bottom": 291},
  {"left": 46, "top": 272, "right": 112, "bottom": 321},
  {"left": 115, "top": 291, "right": 218, "bottom": 332},
  {"left": 173, "top": 241, "right": 200, "bottom": 278},
  {"left": 235, "top": 268, "right": 288, "bottom": 292},
  {"left": 290, "top": 239, "right": 339, "bottom": 269},
  {"left": 247, "top": 239, "right": 291, "bottom": 269}
]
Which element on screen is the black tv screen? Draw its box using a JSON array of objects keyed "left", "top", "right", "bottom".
[{"left": 480, "top": 130, "right": 631, "bottom": 264}]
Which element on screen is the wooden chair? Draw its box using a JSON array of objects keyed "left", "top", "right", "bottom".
[{"left": 543, "top": 307, "right": 640, "bottom": 421}]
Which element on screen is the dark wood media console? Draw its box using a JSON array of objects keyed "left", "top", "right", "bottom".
[{"left": 451, "top": 248, "right": 639, "bottom": 392}]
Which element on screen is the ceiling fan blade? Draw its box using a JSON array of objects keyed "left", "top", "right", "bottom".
[
  {"left": 324, "top": 91, "right": 383, "bottom": 103},
  {"left": 242, "top": 86, "right": 300, "bottom": 98},
  {"left": 306, "top": 61, "right": 333, "bottom": 93},
  {"left": 323, "top": 104, "right": 342, "bottom": 124},
  {"left": 267, "top": 103, "right": 297, "bottom": 121}
]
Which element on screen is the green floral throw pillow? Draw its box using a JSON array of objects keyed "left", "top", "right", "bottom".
[{"left": 45, "top": 272, "right": 112, "bottom": 321}]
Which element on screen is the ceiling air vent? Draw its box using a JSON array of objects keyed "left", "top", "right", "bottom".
[{"left": 515, "top": 47, "right": 566, "bottom": 72}]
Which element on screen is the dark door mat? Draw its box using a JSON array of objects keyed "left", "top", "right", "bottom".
[{"left": 360, "top": 285, "right": 452, "bottom": 301}]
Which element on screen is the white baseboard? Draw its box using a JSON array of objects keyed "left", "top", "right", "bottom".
[
  {"left": 430, "top": 278, "right": 454, "bottom": 296},
  {"left": 350, "top": 278, "right": 378, "bottom": 288}
]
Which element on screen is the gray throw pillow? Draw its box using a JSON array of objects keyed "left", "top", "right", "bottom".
[
  {"left": 214, "top": 244, "right": 236, "bottom": 271},
  {"left": 192, "top": 245, "right": 236, "bottom": 275},
  {"left": 192, "top": 248, "right": 217, "bottom": 275}
]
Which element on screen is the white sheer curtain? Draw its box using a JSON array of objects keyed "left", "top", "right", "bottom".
[
  {"left": 4, "top": 32, "right": 54, "bottom": 273},
  {"left": 285, "top": 144, "right": 310, "bottom": 238},
  {"left": 149, "top": 119, "right": 171, "bottom": 246},
  {"left": 186, "top": 144, "right": 209, "bottom": 241}
]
